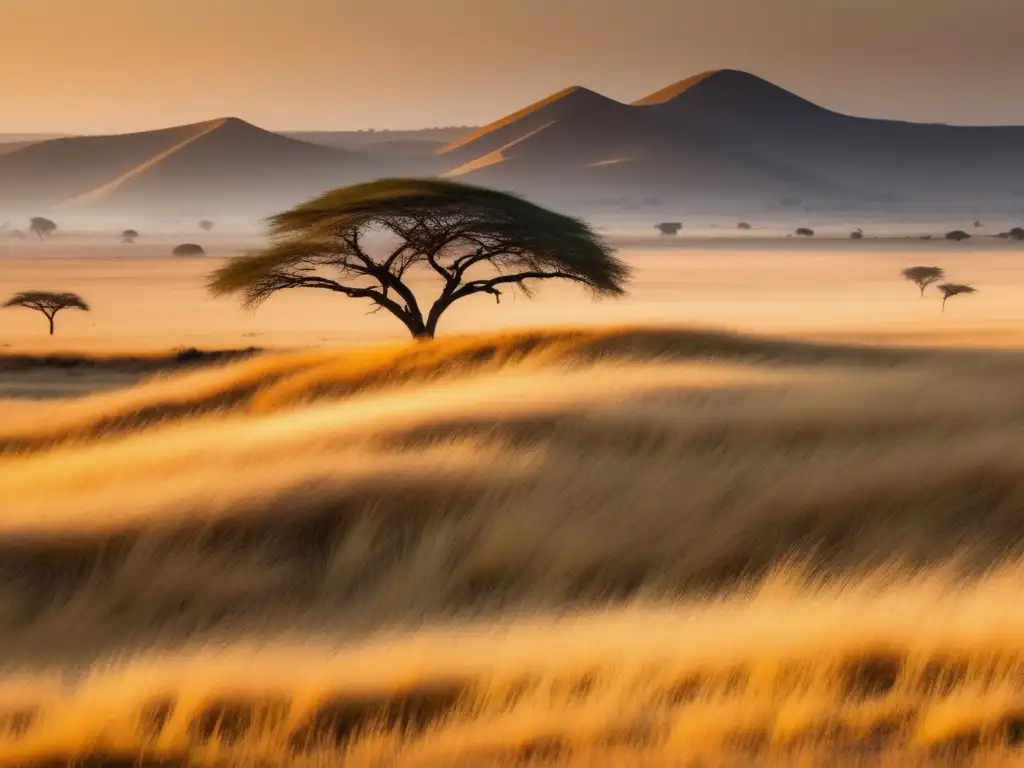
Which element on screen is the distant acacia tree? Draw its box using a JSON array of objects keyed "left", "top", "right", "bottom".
[
  {"left": 737, "top": 222, "right": 752, "bottom": 230},
  {"left": 198, "top": 220, "right": 215, "bottom": 232},
  {"left": 208, "top": 178, "right": 630, "bottom": 340},
  {"left": 938, "top": 283, "right": 977, "bottom": 312},
  {"left": 3, "top": 291, "right": 90, "bottom": 335},
  {"left": 122, "top": 229, "right": 139, "bottom": 244},
  {"left": 29, "top": 217, "right": 57, "bottom": 240},
  {"left": 973, "top": 220, "right": 983, "bottom": 228},
  {"left": 173, "top": 243, "right": 206, "bottom": 256},
  {"left": 945, "top": 230, "right": 971, "bottom": 242},
  {"left": 655, "top": 222, "right": 682, "bottom": 236},
  {"left": 850, "top": 229, "right": 864, "bottom": 240},
  {"left": 1010, "top": 227, "right": 1024, "bottom": 242},
  {"left": 795, "top": 227, "right": 815, "bottom": 237},
  {"left": 901, "top": 266, "right": 945, "bottom": 297}
]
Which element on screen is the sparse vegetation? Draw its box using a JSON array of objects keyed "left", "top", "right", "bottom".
[
  {"left": 208, "top": 178, "right": 630, "bottom": 340},
  {"left": 945, "top": 230, "right": 971, "bottom": 242},
  {"left": 795, "top": 227, "right": 815, "bottom": 237},
  {"left": 938, "top": 282, "right": 977, "bottom": 312},
  {"left": 172, "top": 243, "right": 206, "bottom": 256},
  {"left": 2, "top": 290, "right": 89, "bottom": 335},
  {"left": 900, "top": 266, "right": 945, "bottom": 297},
  {"left": 121, "top": 229, "right": 139, "bottom": 244},
  {"left": 28, "top": 216, "right": 57, "bottom": 240},
  {"left": 198, "top": 219, "right": 215, "bottom": 232},
  {"left": 655, "top": 222, "right": 682, "bottom": 236}
]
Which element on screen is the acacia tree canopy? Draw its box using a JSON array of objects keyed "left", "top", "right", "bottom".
[
  {"left": 937, "top": 282, "right": 977, "bottom": 312},
  {"left": 901, "top": 265, "right": 945, "bottom": 296},
  {"left": 207, "top": 178, "right": 631, "bottom": 339},
  {"left": 3, "top": 291, "right": 90, "bottom": 335}
]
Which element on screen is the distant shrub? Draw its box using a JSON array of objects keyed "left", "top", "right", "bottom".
[
  {"left": 945, "top": 230, "right": 971, "bottom": 242},
  {"left": 737, "top": 222, "right": 752, "bottom": 230},
  {"left": 795, "top": 227, "right": 815, "bottom": 237},
  {"left": 198, "top": 220, "right": 215, "bottom": 232},
  {"left": 850, "top": 230, "right": 864, "bottom": 239},
  {"left": 175, "top": 347, "right": 204, "bottom": 362},
  {"left": 29, "top": 216, "right": 57, "bottom": 240},
  {"left": 655, "top": 222, "right": 682, "bottom": 236},
  {"left": 1010, "top": 227, "right": 1024, "bottom": 241},
  {"left": 121, "top": 229, "right": 139, "bottom": 244},
  {"left": 173, "top": 243, "right": 206, "bottom": 256}
]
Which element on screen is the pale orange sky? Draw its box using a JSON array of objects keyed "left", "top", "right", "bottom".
[{"left": 1, "top": 0, "right": 1021, "bottom": 134}]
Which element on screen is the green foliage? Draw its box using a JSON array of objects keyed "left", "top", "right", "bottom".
[{"left": 209, "top": 178, "right": 630, "bottom": 339}]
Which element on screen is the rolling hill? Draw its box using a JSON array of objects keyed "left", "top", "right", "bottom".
[
  {"left": 2, "top": 71, "right": 1024, "bottom": 219},
  {"left": 0, "top": 119, "right": 435, "bottom": 216},
  {"left": 438, "top": 69, "right": 1024, "bottom": 214}
]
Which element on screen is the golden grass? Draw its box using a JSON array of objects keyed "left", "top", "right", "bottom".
[{"left": 2, "top": 324, "right": 1024, "bottom": 765}]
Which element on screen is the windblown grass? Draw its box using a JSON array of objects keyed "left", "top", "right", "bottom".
[{"left": 3, "top": 325, "right": 1024, "bottom": 765}]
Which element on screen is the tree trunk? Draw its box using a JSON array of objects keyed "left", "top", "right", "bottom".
[
  {"left": 920, "top": 285, "right": 926, "bottom": 297},
  {"left": 401, "top": 315, "right": 432, "bottom": 340},
  {"left": 47, "top": 315, "right": 55, "bottom": 335},
  {"left": 941, "top": 298, "right": 947, "bottom": 313}
]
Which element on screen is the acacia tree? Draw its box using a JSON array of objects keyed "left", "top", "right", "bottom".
[
  {"left": 29, "top": 217, "right": 57, "bottom": 240},
  {"left": 1010, "top": 227, "right": 1024, "bottom": 242},
  {"left": 946, "top": 230, "right": 970, "bottom": 242},
  {"left": 122, "top": 229, "right": 139, "bottom": 243},
  {"left": 3, "top": 291, "right": 90, "bottom": 335},
  {"left": 198, "top": 220, "right": 215, "bottom": 232},
  {"left": 655, "top": 222, "right": 682, "bottom": 236},
  {"left": 208, "top": 178, "right": 630, "bottom": 340},
  {"left": 901, "top": 266, "right": 945, "bottom": 297},
  {"left": 938, "top": 283, "right": 976, "bottom": 312}
]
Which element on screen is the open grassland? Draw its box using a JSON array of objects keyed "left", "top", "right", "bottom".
[{"left": 4, "top": 326, "right": 1024, "bottom": 764}]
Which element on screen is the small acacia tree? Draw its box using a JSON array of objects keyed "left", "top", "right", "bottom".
[
  {"left": 1009, "top": 227, "right": 1024, "bottom": 242},
  {"left": 795, "top": 227, "right": 815, "bottom": 237},
  {"left": 901, "top": 266, "right": 945, "bottom": 297},
  {"left": 3, "top": 291, "right": 90, "bottom": 335},
  {"left": 945, "top": 230, "right": 970, "bottom": 242},
  {"left": 122, "top": 229, "right": 139, "bottom": 243},
  {"left": 198, "top": 220, "right": 215, "bottom": 232},
  {"left": 29, "top": 216, "right": 57, "bottom": 240},
  {"left": 937, "top": 283, "right": 977, "bottom": 312},
  {"left": 655, "top": 222, "right": 682, "bottom": 236},
  {"left": 208, "top": 178, "right": 630, "bottom": 340}
]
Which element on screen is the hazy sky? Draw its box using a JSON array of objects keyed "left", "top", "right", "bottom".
[{"left": 1, "top": 0, "right": 1021, "bottom": 134}]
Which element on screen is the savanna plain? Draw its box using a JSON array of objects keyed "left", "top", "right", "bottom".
[{"left": 4, "top": 236, "right": 1024, "bottom": 766}]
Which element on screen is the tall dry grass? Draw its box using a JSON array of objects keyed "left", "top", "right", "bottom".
[{"left": 3, "top": 325, "right": 1024, "bottom": 765}]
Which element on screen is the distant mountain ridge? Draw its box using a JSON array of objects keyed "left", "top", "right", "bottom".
[
  {"left": 435, "top": 69, "right": 1024, "bottom": 213},
  {"left": 1, "top": 71, "right": 1023, "bottom": 217}
]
